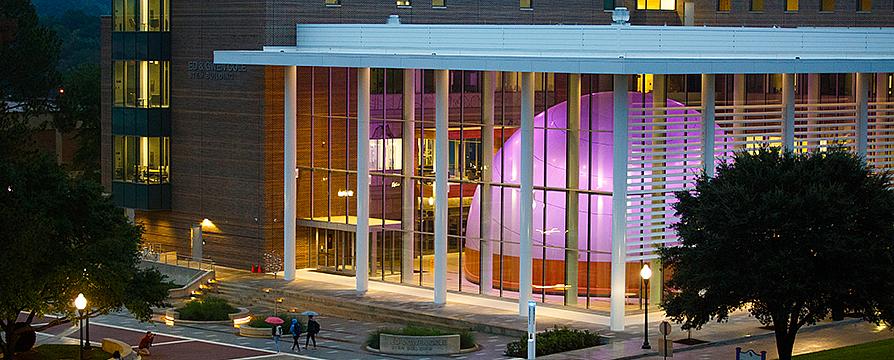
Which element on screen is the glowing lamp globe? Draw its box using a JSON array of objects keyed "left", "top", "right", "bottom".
[{"left": 74, "top": 293, "right": 87, "bottom": 310}]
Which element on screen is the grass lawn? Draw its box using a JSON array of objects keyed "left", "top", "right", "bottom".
[
  {"left": 17, "top": 344, "right": 112, "bottom": 360},
  {"left": 793, "top": 338, "right": 894, "bottom": 359}
]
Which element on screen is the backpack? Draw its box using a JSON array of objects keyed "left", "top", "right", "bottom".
[{"left": 308, "top": 320, "right": 320, "bottom": 334}]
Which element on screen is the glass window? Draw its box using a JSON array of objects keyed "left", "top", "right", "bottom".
[
  {"left": 603, "top": 0, "right": 615, "bottom": 10},
  {"left": 397, "top": 0, "right": 411, "bottom": 6},
  {"left": 325, "top": 0, "right": 341, "bottom": 5},
  {"left": 370, "top": 138, "right": 402, "bottom": 171},
  {"left": 114, "top": 136, "right": 170, "bottom": 184},
  {"left": 821, "top": 0, "right": 834, "bottom": 11},
  {"left": 857, "top": 0, "right": 871, "bottom": 11},
  {"left": 785, "top": 0, "right": 798, "bottom": 11},
  {"left": 750, "top": 0, "right": 764, "bottom": 11},
  {"left": 113, "top": 0, "right": 169, "bottom": 32},
  {"left": 432, "top": 0, "right": 445, "bottom": 7},
  {"left": 113, "top": 60, "right": 170, "bottom": 108},
  {"left": 637, "top": 0, "right": 675, "bottom": 10},
  {"left": 520, "top": 0, "right": 532, "bottom": 10},
  {"left": 717, "top": 0, "right": 731, "bottom": 11}
]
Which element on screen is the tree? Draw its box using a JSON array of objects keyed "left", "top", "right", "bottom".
[
  {"left": 56, "top": 63, "right": 101, "bottom": 182},
  {"left": 1, "top": 0, "right": 60, "bottom": 121},
  {"left": 0, "top": 144, "right": 172, "bottom": 358},
  {"left": 660, "top": 147, "right": 894, "bottom": 360}
]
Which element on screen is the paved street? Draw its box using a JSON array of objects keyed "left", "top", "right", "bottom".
[{"left": 32, "top": 311, "right": 516, "bottom": 360}]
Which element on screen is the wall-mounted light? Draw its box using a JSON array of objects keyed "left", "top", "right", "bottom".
[
  {"left": 428, "top": 196, "right": 435, "bottom": 206},
  {"left": 337, "top": 189, "right": 354, "bottom": 197}
]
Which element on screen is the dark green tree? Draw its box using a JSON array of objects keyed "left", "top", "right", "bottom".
[
  {"left": 56, "top": 63, "right": 101, "bottom": 182},
  {"left": 0, "top": 146, "right": 171, "bottom": 359},
  {"left": 660, "top": 147, "right": 894, "bottom": 360},
  {"left": 0, "top": 0, "right": 60, "bottom": 121}
]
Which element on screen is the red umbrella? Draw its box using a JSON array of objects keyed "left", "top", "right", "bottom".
[{"left": 264, "top": 316, "right": 284, "bottom": 325}]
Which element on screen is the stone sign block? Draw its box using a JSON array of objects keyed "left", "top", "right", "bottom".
[{"left": 379, "top": 333, "right": 461, "bottom": 355}]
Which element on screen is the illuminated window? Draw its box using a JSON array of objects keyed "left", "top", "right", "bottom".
[
  {"left": 396, "top": 0, "right": 411, "bottom": 7},
  {"left": 637, "top": 0, "right": 675, "bottom": 10},
  {"left": 857, "top": 0, "right": 871, "bottom": 12},
  {"left": 113, "top": 0, "right": 169, "bottom": 32},
  {"left": 821, "top": 0, "right": 834, "bottom": 11},
  {"left": 114, "top": 136, "right": 170, "bottom": 184},
  {"left": 603, "top": 0, "right": 615, "bottom": 10},
  {"left": 113, "top": 60, "right": 170, "bottom": 109},
  {"left": 432, "top": 0, "right": 445, "bottom": 7},
  {"left": 325, "top": 0, "right": 341, "bottom": 5},
  {"left": 520, "top": 0, "right": 532, "bottom": 10},
  {"left": 785, "top": 0, "right": 798, "bottom": 11},
  {"left": 717, "top": 0, "right": 731, "bottom": 11},
  {"left": 369, "top": 138, "right": 402, "bottom": 171},
  {"left": 750, "top": 0, "right": 764, "bottom": 11}
]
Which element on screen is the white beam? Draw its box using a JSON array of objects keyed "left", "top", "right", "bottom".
[
  {"left": 434, "top": 69, "right": 449, "bottom": 305},
  {"left": 782, "top": 73, "right": 796, "bottom": 150},
  {"left": 284, "top": 66, "right": 297, "bottom": 282},
  {"left": 356, "top": 67, "right": 371, "bottom": 294},
  {"left": 610, "top": 74, "right": 629, "bottom": 332},
  {"left": 565, "top": 73, "right": 581, "bottom": 306},
  {"left": 480, "top": 71, "right": 496, "bottom": 296},
  {"left": 857, "top": 73, "right": 870, "bottom": 157},
  {"left": 402, "top": 69, "right": 416, "bottom": 285},
  {"left": 701, "top": 74, "right": 716, "bottom": 177},
  {"left": 519, "top": 72, "right": 535, "bottom": 317}
]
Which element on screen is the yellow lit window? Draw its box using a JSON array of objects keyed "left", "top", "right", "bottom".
[
  {"left": 637, "top": 0, "right": 675, "bottom": 10},
  {"left": 520, "top": 0, "right": 532, "bottom": 10},
  {"left": 785, "top": 0, "right": 798, "bottom": 11},
  {"left": 113, "top": 60, "right": 170, "bottom": 109},
  {"left": 745, "top": 136, "right": 782, "bottom": 154},
  {"left": 717, "top": 0, "right": 731, "bottom": 11},
  {"left": 750, "top": 0, "right": 764, "bottom": 11},
  {"left": 113, "top": 0, "right": 169, "bottom": 32},
  {"left": 397, "top": 0, "right": 411, "bottom": 7},
  {"left": 820, "top": 0, "right": 834, "bottom": 11},
  {"left": 113, "top": 136, "right": 170, "bottom": 184},
  {"left": 857, "top": 0, "right": 871, "bottom": 12},
  {"left": 324, "top": 0, "right": 341, "bottom": 5},
  {"left": 432, "top": 0, "right": 445, "bottom": 7}
]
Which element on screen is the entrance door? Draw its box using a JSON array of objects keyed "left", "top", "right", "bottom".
[{"left": 316, "top": 229, "right": 355, "bottom": 274}]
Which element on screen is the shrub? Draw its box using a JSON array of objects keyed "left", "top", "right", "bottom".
[
  {"left": 176, "top": 296, "right": 237, "bottom": 321},
  {"left": 505, "top": 326, "right": 603, "bottom": 358},
  {"left": 366, "top": 326, "right": 476, "bottom": 350}
]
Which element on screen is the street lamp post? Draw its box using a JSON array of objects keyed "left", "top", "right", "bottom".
[
  {"left": 640, "top": 264, "right": 652, "bottom": 350},
  {"left": 74, "top": 293, "right": 87, "bottom": 360}
]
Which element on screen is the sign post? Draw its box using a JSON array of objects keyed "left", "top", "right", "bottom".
[
  {"left": 527, "top": 300, "right": 536, "bottom": 359},
  {"left": 658, "top": 321, "right": 673, "bottom": 359}
]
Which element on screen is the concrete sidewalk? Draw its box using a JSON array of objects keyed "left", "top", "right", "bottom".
[{"left": 215, "top": 266, "right": 893, "bottom": 359}]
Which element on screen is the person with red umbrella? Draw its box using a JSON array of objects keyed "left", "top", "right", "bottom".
[{"left": 266, "top": 316, "right": 284, "bottom": 352}]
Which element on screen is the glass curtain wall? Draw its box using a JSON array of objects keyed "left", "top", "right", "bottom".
[
  {"left": 113, "top": 0, "right": 170, "bottom": 32},
  {"left": 113, "top": 135, "right": 171, "bottom": 184},
  {"left": 113, "top": 60, "right": 170, "bottom": 108}
]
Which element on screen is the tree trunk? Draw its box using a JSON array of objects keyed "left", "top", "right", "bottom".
[
  {"left": 774, "top": 326, "right": 797, "bottom": 360},
  {"left": 3, "top": 329, "right": 15, "bottom": 360}
]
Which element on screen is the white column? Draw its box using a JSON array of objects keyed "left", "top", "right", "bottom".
[
  {"left": 733, "top": 74, "right": 746, "bottom": 148},
  {"left": 356, "top": 67, "right": 371, "bottom": 294},
  {"left": 856, "top": 73, "right": 870, "bottom": 157},
  {"left": 519, "top": 72, "right": 535, "bottom": 317},
  {"left": 807, "top": 74, "right": 821, "bottom": 149},
  {"left": 878, "top": 73, "right": 889, "bottom": 104},
  {"left": 434, "top": 69, "right": 449, "bottom": 305},
  {"left": 610, "top": 74, "right": 629, "bottom": 332},
  {"left": 782, "top": 73, "right": 796, "bottom": 150},
  {"left": 650, "top": 74, "right": 666, "bottom": 307},
  {"left": 565, "top": 74, "right": 581, "bottom": 305},
  {"left": 480, "top": 71, "right": 496, "bottom": 295},
  {"left": 401, "top": 69, "right": 416, "bottom": 285},
  {"left": 701, "top": 74, "right": 716, "bottom": 177},
  {"left": 284, "top": 66, "right": 297, "bottom": 282}
]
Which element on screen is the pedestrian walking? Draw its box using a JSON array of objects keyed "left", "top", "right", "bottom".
[
  {"left": 272, "top": 323, "right": 283, "bottom": 352},
  {"left": 305, "top": 315, "right": 320, "bottom": 349},
  {"left": 289, "top": 318, "right": 303, "bottom": 351}
]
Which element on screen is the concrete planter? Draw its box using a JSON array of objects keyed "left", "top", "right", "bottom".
[
  {"left": 369, "top": 333, "right": 476, "bottom": 356},
  {"left": 163, "top": 307, "right": 251, "bottom": 327},
  {"left": 239, "top": 324, "right": 274, "bottom": 338}
]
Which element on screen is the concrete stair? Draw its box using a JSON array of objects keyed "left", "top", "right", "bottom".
[{"left": 214, "top": 280, "right": 527, "bottom": 338}]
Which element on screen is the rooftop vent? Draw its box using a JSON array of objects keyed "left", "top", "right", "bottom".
[
  {"left": 387, "top": 14, "right": 401, "bottom": 25},
  {"left": 611, "top": 7, "right": 630, "bottom": 26}
]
